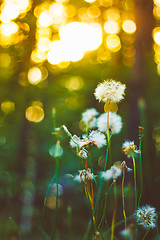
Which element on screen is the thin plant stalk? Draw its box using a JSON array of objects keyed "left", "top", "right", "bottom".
[
  {"left": 98, "top": 181, "right": 114, "bottom": 229},
  {"left": 142, "top": 227, "right": 151, "bottom": 240},
  {"left": 9, "top": 217, "right": 22, "bottom": 240},
  {"left": 110, "top": 180, "right": 117, "bottom": 240},
  {"left": 132, "top": 155, "right": 137, "bottom": 240},
  {"left": 122, "top": 169, "right": 127, "bottom": 240},
  {"left": 138, "top": 134, "right": 143, "bottom": 207},
  {"left": 50, "top": 155, "right": 60, "bottom": 240}
]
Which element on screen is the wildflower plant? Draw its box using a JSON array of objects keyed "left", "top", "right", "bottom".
[{"left": 43, "top": 79, "right": 159, "bottom": 240}]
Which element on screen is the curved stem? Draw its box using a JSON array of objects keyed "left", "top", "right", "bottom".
[{"left": 142, "top": 227, "right": 151, "bottom": 240}]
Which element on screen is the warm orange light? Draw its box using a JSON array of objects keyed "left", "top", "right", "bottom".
[
  {"left": 25, "top": 105, "right": 44, "bottom": 123},
  {"left": 104, "top": 20, "right": 119, "bottom": 34},
  {"left": 122, "top": 20, "right": 136, "bottom": 34},
  {"left": 153, "top": 28, "right": 160, "bottom": 45},
  {"left": 28, "top": 67, "right": 42, "bottom": 85},
  {"left": 154, "top": 0, "right": 160, "bottom": 7},
  {"left": 106, "top": 35, "right": 121, "bottom": 52},
  {"left": 37, "top": 11, "right": 53, "bottom": 27},
  {"left": 0, "top": 22, "right": 19, "bottom": 37}
]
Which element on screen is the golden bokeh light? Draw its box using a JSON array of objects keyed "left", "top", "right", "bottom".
[
  {"left": 1, "top": 101, "right": 15, "bottom": 114},
  {"left": 59, "top": 22, "right": 102, "bottom": 52},
  {"left": 27, "top": 67, "right": 42, "bottom": 85},
  {"left": 157, "top": 63, "right": 160, "bottom": 75},
  {"left": 84, "top": 0, "right": 96, "bottom": 3},
  {"left": 47, "top": 22, "right": 102, "bottom": 65},
  {"left": 37, "top": 38, "right": 51, "bottom": 52},
  {"left": 104, "top": 20, "right": 119, "bottom": 34},
  {"left": 87, "top": 6, "right": 101, "bottom": 18},
  {"left": 153, "top": 28, "right": 160, "bottom": 45},
  {"left": 0, "top": 22, "right": 19, "bottom": 37},
  {"left": 65, "top": 76, "right": 84, "bottom": 91},
  {"left": 103, "top": 8, "right": 120, "bottom": 22},
  {"left": 37, "top": 11, "right": 53, "bottom": 27},
  {"left": 153, "top": 6, "right": 160, "bottom": 19},
  {"left": 106, "top": 34, "right": 121, "bottom": 52},
  {"left": 25, "top": 104, "right": 44, "bottom": 123},
  {"left": 154, "top": 0, "right": 160, "bottom": 7},
  {"left": 0, "top": 3, "right": 20, "bottom": 22},
  {"left": 122, "top": 20, "right": 136, "bottom": 34}
]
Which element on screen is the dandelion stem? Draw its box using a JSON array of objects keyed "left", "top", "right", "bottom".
[
  {"left": 9, "top": 217, "right": 22, "bottom": 240},
  {"left": 132, "top": 155, "right": 137, "bottom": 240},
  {"left": 142, "top": 227, "right": 151, "bottom": 240},
  {"left": 98, "top": 181, "right": 114, "bottom": 229},
  {"left": 138, "top": 135, "right": 143, "bottom": 207},
  {"left": 50, "top": 156, "right": 59, "bottom": 240},
  {"left": 111, "top": 180, "right": 117, "bottom": 240},
  {"left": 122, "top": 169, "right": 127, "bottom": 240}
]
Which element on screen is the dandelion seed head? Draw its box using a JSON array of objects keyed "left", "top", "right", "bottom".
[
  {"left": 79, "top": 149, "right": 87, "bottom": 159},
  {"left": 97, "top": 112, "right": 122, "bottom": 134},
  {"left": 82, "top": 108, "right": 99, "bottom": 128},
  {"left": 94, "top": 79, "right": 126, "bottom": 103},
  {"left": 75, "top": 168, "right": 94, "bottom": 183},
  {"left": 100, "top": 165, "right": 122, "bottom": 180},
  {"left": 89, "top": 130, "right": 106, "bottom": 148},
  {"left": 122, "top": 140, "right": 139, "bottom": 158},
  {"left": 136, "top": 205, "right": 157, "bottom": 229}
]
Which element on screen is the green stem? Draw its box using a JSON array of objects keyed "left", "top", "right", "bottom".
[
  {"left": 95, "top": 144, "right": 109, "bottom": 217},
  {"left": 142, "top": 227, "right": 151, "bottom": 240},
  {"left": 98, "top": 181, "right": 114, "bottom": 229},
  {"left": 110, "top": 181, "right": 117, "bottom": 240},
  {"left": 9, "top": 217, "right": 22, "bottom": 240},
  {"left": 132, "top": 155, "right": 137, "bottom": 240},
  {"left": 50, "top": 157, "right": 59, "bottom": 240},
  {"left": 138, "top": 136, "right": 143, "bottom": 207},
  {"left": 122, "top": 169, "right": 127, "bottom": 240}
]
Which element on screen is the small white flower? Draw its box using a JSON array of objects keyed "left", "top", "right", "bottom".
[
  {"left": 94, "top": 79, "right": 126, "bottom": 103},
  {"left": 75, "top": 168, "right": 95, "bottom": 183},
  {"left": 97, "top": 112, "right": 122, "bottom": 134},
  {"left": 136, "top": 205, "right": 157, "bottom": 229},
  {"left": 100, "top": 165, "right": 122, "bottom": 180},
  {"left": 79, "top": 149, "right": 88, "bottom": 159},
  {"left": 82, "top": 108, "right": 99, "bottom": 128},
  {"left": 89, "top": 130, "right": 106, "bottom": 148},
  {"left": 122, "top": 141, "right": 139, "bottom": 158}
]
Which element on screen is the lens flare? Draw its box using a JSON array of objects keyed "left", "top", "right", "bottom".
[{"left": 106, "top": 34, "right": 121, "bottom": 52}]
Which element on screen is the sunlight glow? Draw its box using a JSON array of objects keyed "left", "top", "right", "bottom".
[
  {"left": 0, "top": 22, "right": 19, "bottom": 37},
  {"left": 106, "top": 35, "right": 121, "bottom": 52},
  {"left": 154, "top": 0, "right": 160, "bottom": 7},
  {"left": 0, "top": 3, "right": 19, "bottom": 22},
  {"left": 153, "top": 28, "right": 160, "bottom": 45},
  {"left": 122, "top": 20, "right": 136, "bottom": 34},
  {"left": 25, "top": 104, "right": 44, "bottom": 123},
  {"left": 28, "top": 67, "right": 42, "bottom": 85},
  {"left": 104, "top": 20, "right": 119, "bottom": 34},
  {"left": 47, "top": 22, "right": 102, "bottom": 65}
]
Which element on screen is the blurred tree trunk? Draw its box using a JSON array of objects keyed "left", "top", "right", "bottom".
[{"left": 129, "top": 0, "right": 154, "bottom": 200}]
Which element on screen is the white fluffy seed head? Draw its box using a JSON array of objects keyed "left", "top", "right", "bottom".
[
  {"left": 122, "top": 140, "right": 139, "bottom": 158},
  {"left": 94, "top": 79, "right": 126, "bottom": 103},
  {"left": 97, "top": 112, "right": 122, "bottom": 134},
  {"left": 100, "top": 165, "right": 122, "bottom": 180},
  {"left": 81, "top": 108, "right": 99, "bottom": 128},
  {"left": 74, "top": 168, "right": 94, "bottom": 183},
  {"left": 136, "top": 205, "right": 157, "bottom": 229},
  {"left": 89, "top": 130, "right": 107, "bottom": 148}
]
